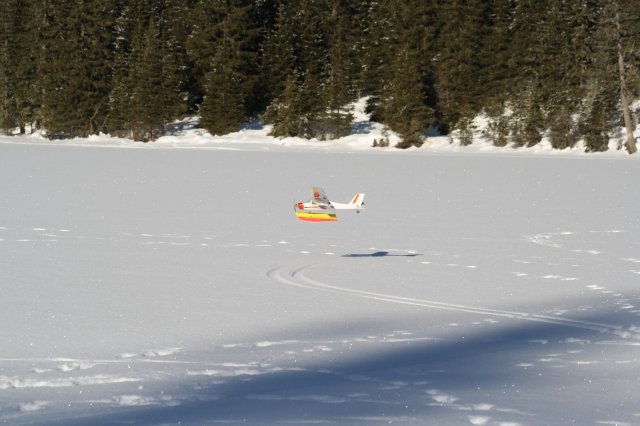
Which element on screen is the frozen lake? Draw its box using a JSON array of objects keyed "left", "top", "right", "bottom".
[{"left": 1, "top": 141, "right": 639, "bottom": 425}]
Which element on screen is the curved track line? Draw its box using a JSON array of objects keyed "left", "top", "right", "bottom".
[{"left": 269, "top": 264, "right": 625, "bottom": 336}]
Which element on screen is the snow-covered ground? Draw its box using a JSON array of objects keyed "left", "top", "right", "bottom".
[
  {"left": 4, "top": 97, "right": 638, "bottom": 155},
  {"left": 1, "top": 113, "right": 640, "bottom": 425}
]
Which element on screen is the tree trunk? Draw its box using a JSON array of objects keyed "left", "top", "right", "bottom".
[{"left": 617, "top": 11, "right": 637, "bottom": 154}]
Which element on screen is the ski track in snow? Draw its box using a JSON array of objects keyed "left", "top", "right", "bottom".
[{"left": 267, "top": 264, "right": 637, "bottom": 340}]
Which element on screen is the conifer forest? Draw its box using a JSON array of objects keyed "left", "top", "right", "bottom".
[{"left": 1, "top": 0, "right": 639, "bottom": 151}]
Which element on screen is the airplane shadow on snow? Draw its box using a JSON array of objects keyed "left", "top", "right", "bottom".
[
  {"left": 342, "top": 251, "right": 422, "bottom": 257},
  {"left": 42, "top": 310, "right": 635, "bottom": 426}
]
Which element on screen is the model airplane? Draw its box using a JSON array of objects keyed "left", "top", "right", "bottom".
[{"left": 294, "top": 187, "right": 365, "bottom": 222}]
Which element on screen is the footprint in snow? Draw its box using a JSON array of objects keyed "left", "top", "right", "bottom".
[
  {"left": 119, "top": 347, "right": 181, "bottom": 359},
  {"left": 143, "top": 347, "right": 181, "bottom": 357},
  {"left": 426, "top": 389, "right": 459, "bottom": 405},
  {"left": 563, "top": 338, "right": 590, "bottom": 345},
  {"left": 586, "top": 284, "right": 606, "bottom": 291},
  {"left": 57, "top": 362, "right": 96, "bottom": 372},
  {"left": 542, "top": 274, "right": 578, "bottom": 281},
  {"left": 572, "top": 249, "right": 602, "bottom": 255},
  {"left": 18, "top": 401, "right": 50, "bottom": 413},
  {"left": 468, "top": 416, "right": 491, "bottom": 426}
]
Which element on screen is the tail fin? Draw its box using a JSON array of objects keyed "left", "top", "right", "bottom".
[{"left": 349, "top": 193, "right": 365, "bottom": 208}]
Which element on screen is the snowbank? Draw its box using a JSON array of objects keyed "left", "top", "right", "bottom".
[{"left": 0, "top": 98, "right": 636, "bottom": 157}]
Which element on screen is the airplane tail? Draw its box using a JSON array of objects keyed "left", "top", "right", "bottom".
[{"left": 349, "top": 193, "right": 365, "bottom": 208}]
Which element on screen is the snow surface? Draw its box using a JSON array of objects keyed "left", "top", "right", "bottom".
[{"left": 1, "top": 105, "right": 640, "bottom": 425}]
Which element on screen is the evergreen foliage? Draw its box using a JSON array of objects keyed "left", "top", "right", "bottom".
[
  {"left": 0, "top": 0, "right": 638, "bottom": 151},
  {"left": 380, "top": 48, "right": 433, "bottom": 148},
  {"left": 37, "top": 1, "right": 116, "bottom": 138},
  {"left": 0, "top": 0, "right": 19, "bottom": 132}
]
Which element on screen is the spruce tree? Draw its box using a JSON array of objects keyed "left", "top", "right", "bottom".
[
  {"left": 265, "top": 74, "right": 305, "bottom": 137},
  {"left": 0, "top": 0, "right": 41, "bottom": 134},
  {"left": 261, "top": 0, "right": 331, "bottom": 139},
  {"left": 199, "top": 43, "right": 246, "bottom": 135},
  {"left": 129, "top": 16, "right": 167, "bottom": 141},
  {"left": 188, "top": 0, "right": 259, "bottom": 133},
  {"left": 483, "top": 0, "right": 514, "bottom": 146},
  {"left": 380, "top": 47, "right": 434, "bottom": 148},
  {"left": 434, "top": 0, "right": 488, "bottom": 134},
  {"left": 0, "top": 0, "right": 18, "bottom": 133},
  {"left": 107, "top": 47, "right": 132, "bottom": 137},
  {"left": 579, "top": 0, "right": 639, "bottom": 152},
  {"left": 322, "top": 0, "right": 357, "bottom": 139},
  {"left": 259, "top": 2, "right": 298, "bottom": 105},
  {"left": 36, "top": 0, "right": 115, "bottom": 138},
  {"left": 358, "top": 0, "right": 401, "bottom": 99},
  {"left": 107, "top": 2, "right": 185, "bottom": 141}
]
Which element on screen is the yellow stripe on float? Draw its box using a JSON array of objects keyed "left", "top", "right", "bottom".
[{"left": 295, "top": 211, "right": 337, "bottom": 221}]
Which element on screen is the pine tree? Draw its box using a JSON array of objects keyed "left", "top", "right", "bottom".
[
  {"left": 259, "top": 2, "right": 298, "bottom": 104},
  {"left": 323, "top": 0, "right": 356, "bottom": 139},
  {"left": 0, "top": 0, "right": 19, "bottom": 133},
  {"left": 36, "top": 1, "right": 76, "bottom": 137},
  {"left": 483, "top": 0, "right": 514, "bottom": 146},
  {"left": 579, "top": 0, "right": 639, "bottom": 152},
  {"left": 294, "top": 0, "right": 331, "bottom": 138},
  {"left": 434, "top": 0, "right": 488, "bottom": 134},
  {"left": 358, "top": 0, "right": 402, "bottom": 99},
  {"left": 188, "top": 0, "right": 264, "bottom": 133},
  {"left": 106, "top": 1, "right": 135, "bottom": 138},
  {"left": 162, "top": 0, "right": 193, "bottom": 113},
  {"left": 380, "top": 47, "right": 434, "bottom": 148},
  {"left": 580, "top": 83, "right": 617, "bottom": 152},
  {"left": 0, "top": 0, "right": 41, "bottom": 134},
  {"left": 199, "top": 41, "right": 246, "bottom": 135},
  {"left": 37, "top": 0, "right": 116, "bottom": 138},
  {"left": 107, "top": 2, "right": 185, "bottom": 141},
  {"left": 615, "top": 0, "right": 640, "bottom": 153},
  {"left": 510, "top": 87, "right": 545, "bottom": 148},
  {"left": 107, "top": 47, "right": 132, "bottom": 137},
  {"left": 129, "top": 16, "right": 167, "bottom": 141},
  {"left": 261, "top": 0, "right": 332, "bottom": 139},
  {"left": 265, "top": 74, "right": 305, "bottom": 137}
]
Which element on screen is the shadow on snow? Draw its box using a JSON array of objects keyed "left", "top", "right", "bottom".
[
  {"left": 342, "top": 251, "right": 422, "bottom": 258},
  {"left": 39, "top": 310, "right": 637, "bottom": 426}
]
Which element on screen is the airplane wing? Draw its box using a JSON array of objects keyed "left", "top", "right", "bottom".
[{"left": 312, "top": 187, "right": 330, "bottom": 204}]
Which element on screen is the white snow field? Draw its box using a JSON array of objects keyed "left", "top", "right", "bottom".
[{"left": 1, "top": 137, "right": 639, "bottom": 425}]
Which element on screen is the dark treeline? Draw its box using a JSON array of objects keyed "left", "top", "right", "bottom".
[{"left": 1, "top": 0, "right": 639, "bottom": 151}]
